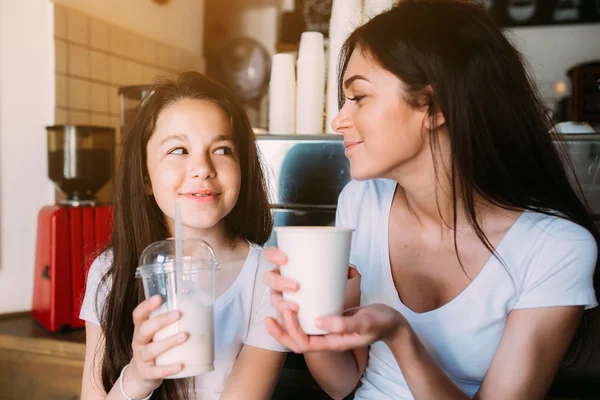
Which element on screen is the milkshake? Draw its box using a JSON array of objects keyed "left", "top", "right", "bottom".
[{"left": 152, "top": 296, "right": 214, "bottom": 378}]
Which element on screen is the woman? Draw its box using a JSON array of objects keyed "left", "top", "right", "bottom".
[{"left": 263, "top": 1, "right": 598, "bottom": 399}]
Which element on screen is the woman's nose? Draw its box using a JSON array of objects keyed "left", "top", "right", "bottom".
[{"left": 332, "top": 104, "right": 351, "bottom": 134}]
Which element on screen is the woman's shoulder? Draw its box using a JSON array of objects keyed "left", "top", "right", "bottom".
[
  {"left": 510, "top": 211, "right": 598, "bottom": 270},
  {"left": 520, "top": 211, "right": 596, "bottom": 244}
]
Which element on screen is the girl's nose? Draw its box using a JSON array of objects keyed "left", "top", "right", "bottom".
[{"left": 189, "top": 155, "right": 216, "bottom": 180}]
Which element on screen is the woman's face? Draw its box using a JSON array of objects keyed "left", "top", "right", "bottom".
[{"left": 332, "top": 48, "right": 432, "bottom": 181}]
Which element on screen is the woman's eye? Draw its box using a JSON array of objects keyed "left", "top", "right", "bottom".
[
  {"left": 214, "top": 147, "right": 234, "bottom": 156},
  {"left": 168, "top": 147, "right": 188, "bottom": 155},
  {"left": 348, "top": 95, "right": 365, "bottom": 103}
]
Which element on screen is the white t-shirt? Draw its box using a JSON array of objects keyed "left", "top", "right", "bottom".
[
  {"left": 335, "top": 179, "right": 598, "bottom": 400},
  {"left": 80, "top": 243, "right": 286, "bottom": 399}
]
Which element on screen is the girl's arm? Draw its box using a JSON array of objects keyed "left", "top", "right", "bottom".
[
  {"left": 81, "top": 322, "right": 107, "bottom": 399},
  {"left": 265, "top": 268, "right": 368, "bottom": 399},
  {"left": 81, "top": 322, "right": 135, "bottom": 400},
  {"left": 221, "top": 345, "right": 287, "bottom": 400},
  {"left": 301, "top": 270, "right": 367, "bottom": 399}
]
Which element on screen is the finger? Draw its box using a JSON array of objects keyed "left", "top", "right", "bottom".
[
  {"left": 311, "top": 332, "right": 366, "bottom": 352},
  {"left": 134, "top": 310, "right": 181, "bottom": 344},
  {"left": 264, "top": 269, "right": 299, "bottom": 293},
  {"left": 283, "top": 309, "right": 310, "bottom": 348},
  {"left": 263, "top": 247, "right": 288, "bottom": 266},
  {"left": 348, "top": 266, "right": 359, "bottom": 280},
  {"left": 315, "top": 314, "right": 363, "bottom": 335},
  {"left": 141, "top": 331, "right": 188, "bottom": 362},
  {"left": 132, "top": 295, "right": 162, "bottom": 327},
  {"left": 271, "top": 292, "right": 299, "bottom": 313},
  {"left": 264, "top": 317, "right": 304, "bottom": 353},
  {"left": 143, "top": 363, "right": 184, "bottom": 381}
]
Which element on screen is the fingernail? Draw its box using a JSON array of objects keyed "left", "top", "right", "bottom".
[
  {"left": 285, "top": 283, "right": 298, "bottom": 291},
  {"left": 178, "top": 332, "right": 188, "bottom": 341},
  {"left": 169, "top": 311, "right": 180, "bottom": 320},
  {"left": 152, "top": 295, "right": 162, "bottom": 304}
]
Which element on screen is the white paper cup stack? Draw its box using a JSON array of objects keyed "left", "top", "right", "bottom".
[
  {"left": 326, "top": 0, "right": 363, "bottom": 133},
  {"left": 295, "top": 31, "right": 326, "bottom": 134},
  {"left": 364, "top": 0, "right": 396, "bottom": 22},
  {"left": 268, "top": 53, "right": 296, "bottom": 134}
]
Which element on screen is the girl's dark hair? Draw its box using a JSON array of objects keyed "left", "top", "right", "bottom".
[
  {"left": 97, "top": 71, "right": 272, "bottom": 398},
  {"left": 338, "top": 0, "right": 599, "bottom": 367}
]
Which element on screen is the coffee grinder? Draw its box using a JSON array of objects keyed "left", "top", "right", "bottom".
[{"left": 32, "top": 125, "right": 115, "bottom": 332}]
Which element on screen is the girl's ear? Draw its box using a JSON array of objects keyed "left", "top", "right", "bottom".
[{"left": 144, "top": 177, "right": 153, "bottom": 195}]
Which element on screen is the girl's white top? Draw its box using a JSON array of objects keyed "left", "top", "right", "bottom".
[{"left": 80, "top": 243, "right": 286, "bottom": 399}]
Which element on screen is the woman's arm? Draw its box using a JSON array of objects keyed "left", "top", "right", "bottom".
[
  {"left": 383, "top": 305, "right": 584, "bottom": 400},
  {"left": 475, "top": 306, "right": 583, "bottom": 399},
  {"left": 221, "top": 345, "right": 287, "bottom": 400}
]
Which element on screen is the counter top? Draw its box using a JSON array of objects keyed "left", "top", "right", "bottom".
[
  {"left": 0, "top": 312, "right": 85, "bottom": 360},
  {"left": 0, "top": 312, "right": 331, "bottom": 399}
]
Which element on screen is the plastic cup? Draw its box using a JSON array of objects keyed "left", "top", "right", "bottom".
[{"left": 135, "top": 238, "right": 218, "bottom": 379}]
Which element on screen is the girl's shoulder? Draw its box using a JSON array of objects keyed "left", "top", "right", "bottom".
[
  {"left": 246, "top": 242, "right": 274, "bottom": 271},
  {"left": 89, "top": 249, "right": 113, "bottom": 276}
]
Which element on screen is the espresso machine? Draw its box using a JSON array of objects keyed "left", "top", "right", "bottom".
[{"left": 32, "top": 125, "right": 115, "bottom": 332}]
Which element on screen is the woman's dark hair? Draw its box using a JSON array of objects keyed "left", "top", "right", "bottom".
[
  {"left": 97, "top": 71, "right": 272, "bottom": 398},
  {"left": 338, "top": 0, "right": 599, "bottom": 368}
]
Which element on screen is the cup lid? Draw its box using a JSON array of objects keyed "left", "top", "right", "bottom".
[{"left": 135, "top": 238, "right": 218, "bottom": 278}]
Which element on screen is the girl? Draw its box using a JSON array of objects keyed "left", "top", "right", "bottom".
[
  {"left": 263, "top": 1, "right": 599, "bottom": 399},
  {"left": 80, "top": 72, "right": 287, "bottom": 400}
]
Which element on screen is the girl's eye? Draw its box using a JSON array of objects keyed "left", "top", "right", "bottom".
[
  {"left": 168, "top": 147, "right": 188, "bottom": 155},
  {"left": 214, "top": 147, "right": 234, "bottom": 156}
]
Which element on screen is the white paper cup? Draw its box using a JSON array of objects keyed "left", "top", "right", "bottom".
[{"left": 274, "top": 226, "right": 353, "bottom": 335}]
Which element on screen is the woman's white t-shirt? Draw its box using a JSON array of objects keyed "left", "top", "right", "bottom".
[
  {"left": 80, "top": 243, "right": 286, "bottom": 399},
  {"left": 336, "top": 179, "right": 598, "bottom": 400}
]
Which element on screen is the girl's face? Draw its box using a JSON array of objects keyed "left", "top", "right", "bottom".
[
  {"left": 146, "top": 98, "right": 242, "bottom": 237},
  {"left": 332, "top": 48, "right": 433, "bottom": 181}
]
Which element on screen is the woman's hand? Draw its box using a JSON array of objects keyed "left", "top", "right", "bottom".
[
  {"left": 262, "top": 247, "right": 406, "bottom": 353},
  {"left": 124, "top": 295, "right": 188, "bottom": 398},
  {"left": 269, "top": 303, "right": 405, "bottom": 353}
]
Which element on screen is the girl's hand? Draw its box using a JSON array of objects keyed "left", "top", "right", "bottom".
[
  {"left": 124, "top": 295, "right": 188, "bottom": 398},
  {"left": 266, "top": 303, "right": 405, "bottom": 353},
  {"left": 262, "top": 247, "right": 301, "bottom": 324}
]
